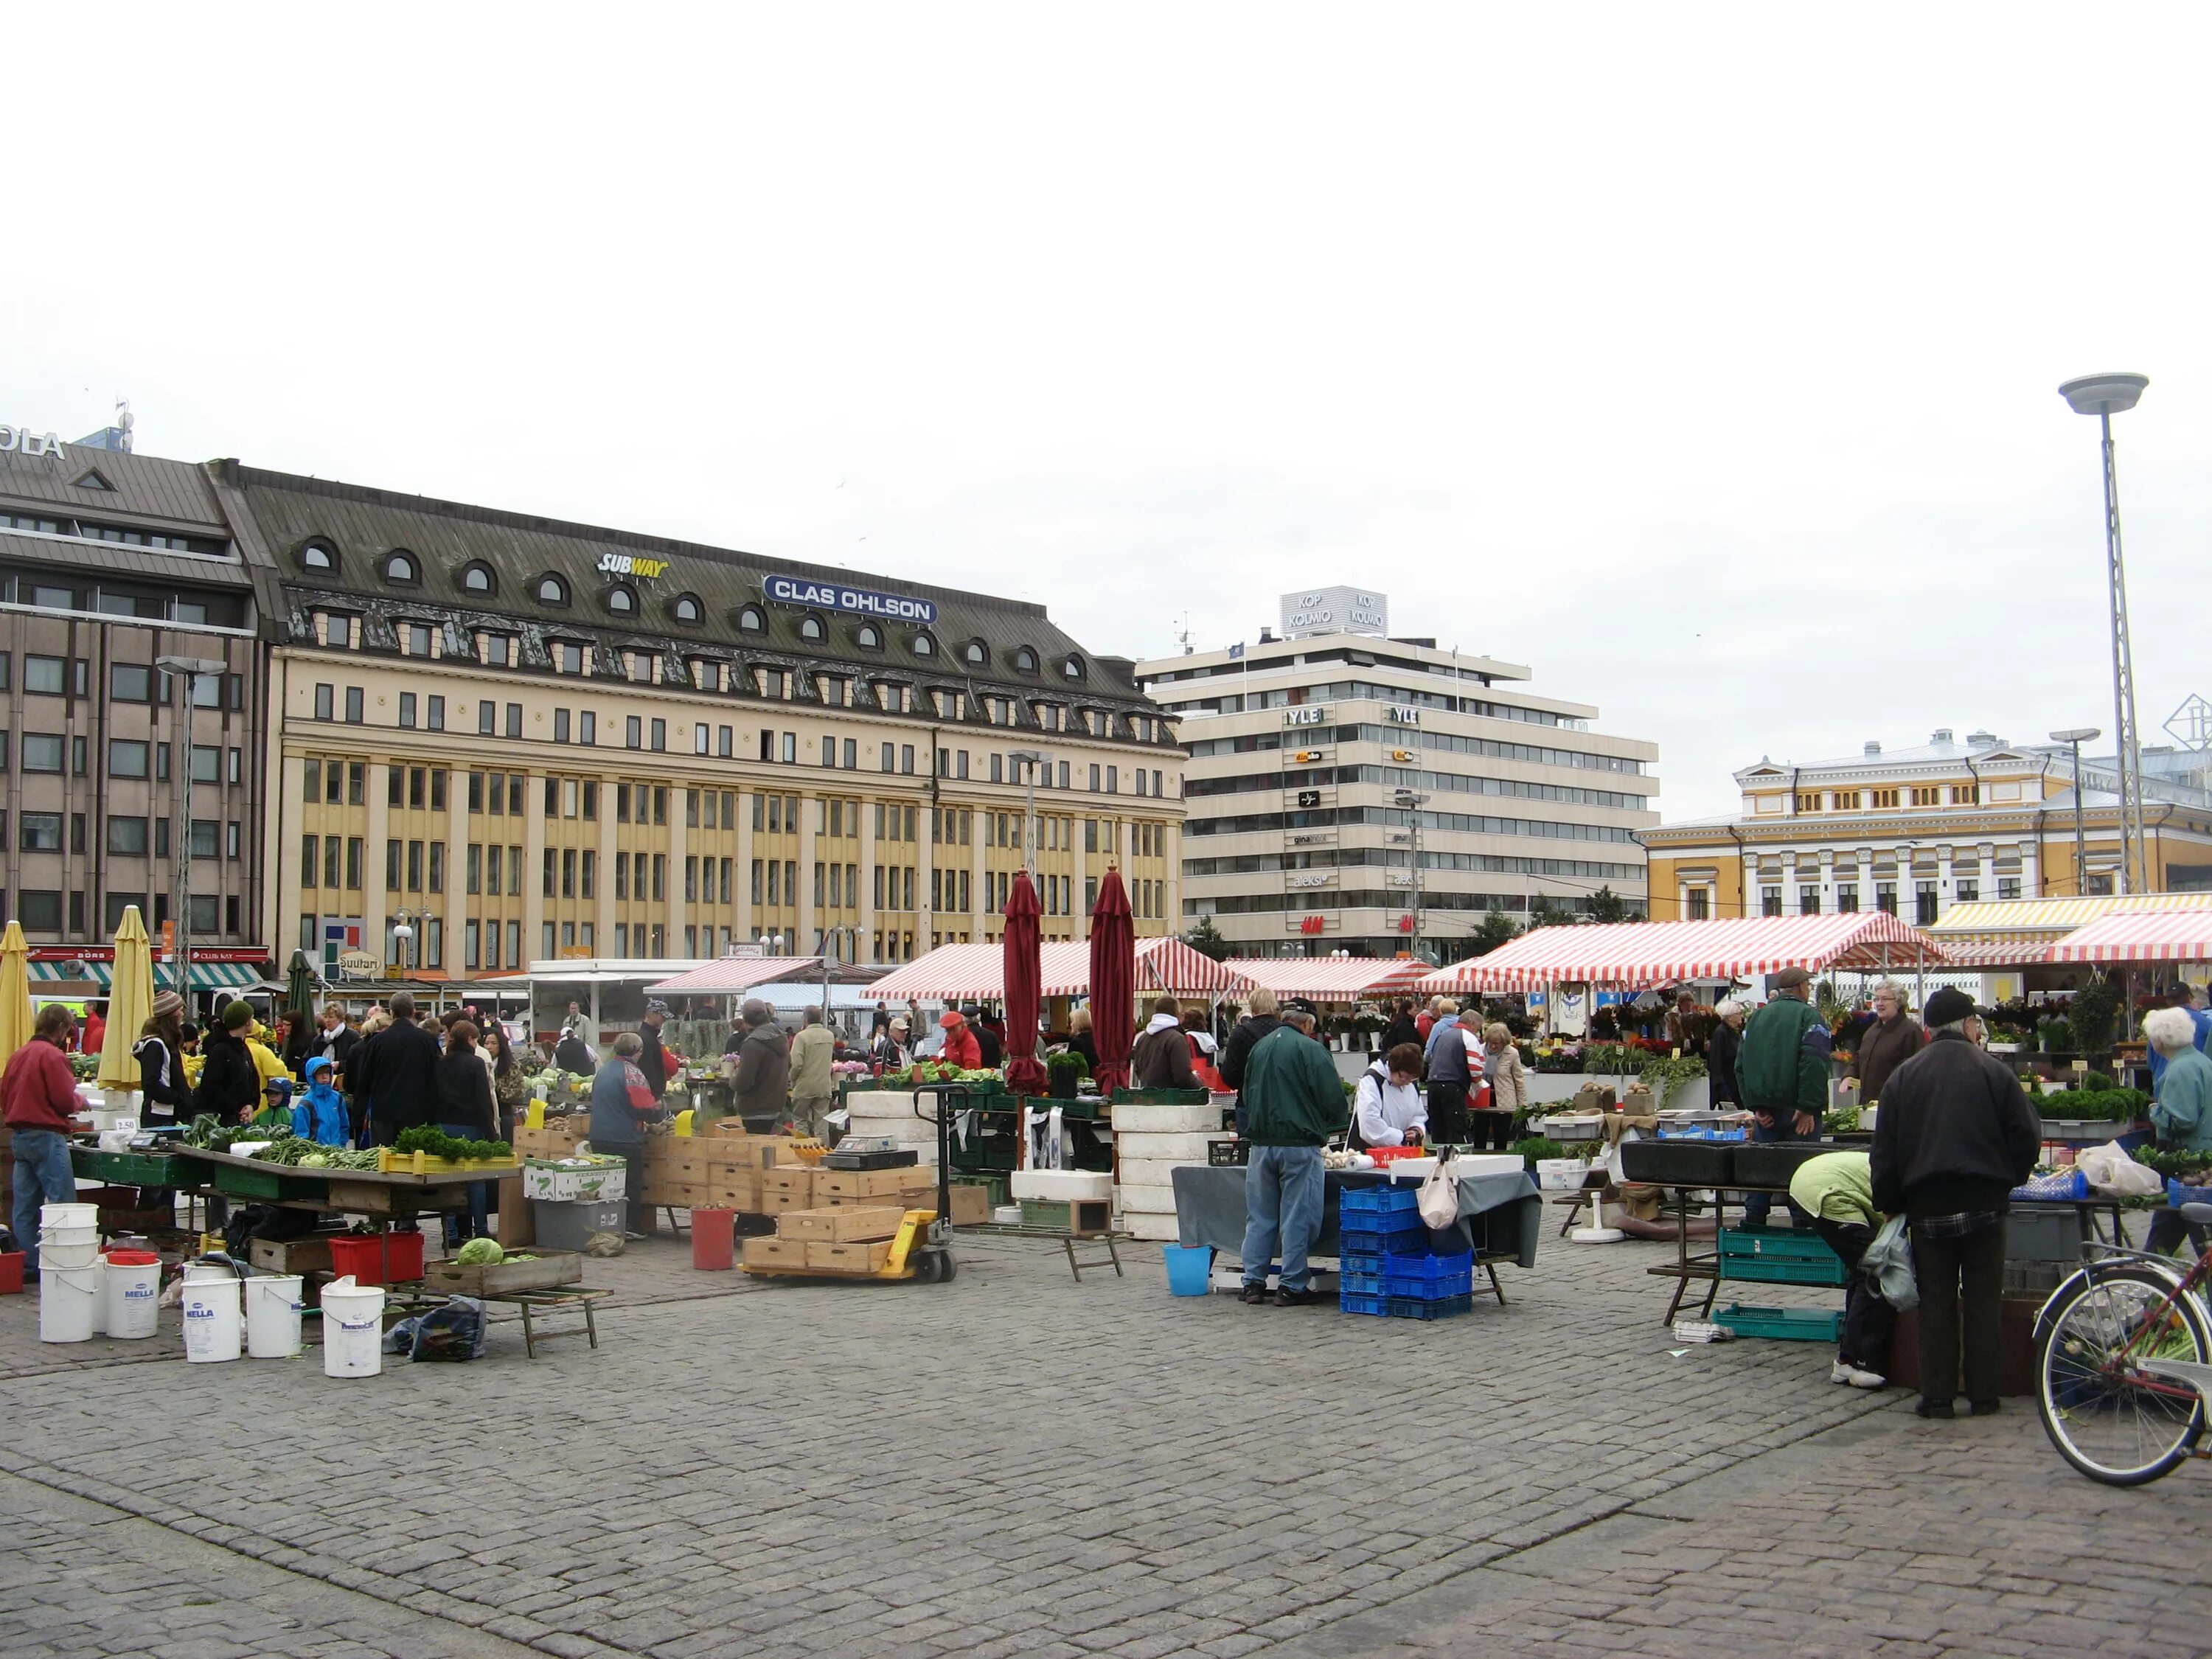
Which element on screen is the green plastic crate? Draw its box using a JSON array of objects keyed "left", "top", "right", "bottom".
[
  {"left": 952, "top": 1174, "right": 1010, "bottom": 1207},
  {"left": 72, "top": 1147, "right": 187, "bottom": 1186},
  {"left": 1714, "top": 1304, "right": 1843, "bottom": 1342},
  {"left": 1718, "top": 1228, "right": 1846, "bottom": 1286}
]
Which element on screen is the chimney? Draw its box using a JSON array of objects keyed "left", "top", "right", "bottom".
[
  {"left": 1863, "top": 740, "right": 1882, "bottom": 757},
  {"left": 1932, "top": 727, "right": 1954, "bottom": 745},
  {"left": 1966, "top": 729, "right": 1997, "bottom": 748},
  {"left": 1258, "top": 627, "right": 1275, "bottom": 644}
]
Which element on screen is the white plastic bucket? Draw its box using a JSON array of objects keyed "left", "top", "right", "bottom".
[
  {"left": 38, "top": 1265, "right": 99, "bottom": 1342},
  {"left": 182, "top": 1259, "right": 237, "bottom": 1282},
  {"left": 321, "top": 1277, "right": 386, "bottom": 1378},
  {"left": 245, "top": 1274, "right": 305, "bottom": 1358},
  {"left": 103, "top": 1258, "right": 162, "bottom": 1340},
  {"left": 181, "top": 1277, "right": 243, "bottom": 1363},
  {"left": 38, "top": 1239, "right": 101, "bottom": 1271},
  {"left": 41, "top": 1202, "right": 98, "bottom": 1231},
  {"left": 88, "top": 1255, "right": 107, "bottom": 1335},
  {"left": 40, "top": 1225, "right": 100, "bottom": 1249}
]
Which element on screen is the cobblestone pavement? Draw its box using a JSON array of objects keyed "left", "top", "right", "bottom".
[{"left": 2, "top": 1224, "right": 2207, "bottom": 1658}]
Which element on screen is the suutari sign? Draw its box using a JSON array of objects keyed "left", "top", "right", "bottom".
[
  {"left": 0, "top": 425, "right": 66, "bottom": 458},
  {"left": 764, "top": 573, "right": 937, "bottom": 625}
]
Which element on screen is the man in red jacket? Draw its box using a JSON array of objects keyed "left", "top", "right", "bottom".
[
  {"left": 936, "top": 1010, "right": 983, "bottom": 1070},
  {"left": 6, "top": 1004, "right": 87, "bottom": 1274}
]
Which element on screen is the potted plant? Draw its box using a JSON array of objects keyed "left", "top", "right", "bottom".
[{"left": 1046, "top": 1051, "right": 1090, "bottom": 1100}]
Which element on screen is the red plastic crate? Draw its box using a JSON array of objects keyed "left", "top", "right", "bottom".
[{"left": 327, "top": 1231, "right": 425, "bottom": 1286}]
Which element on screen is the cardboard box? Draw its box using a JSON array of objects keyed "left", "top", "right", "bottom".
[
  {"left": 949, "top": 1184, "right": 990, "bottom": 1227},
  {"left": 778, "top": 1205, "right": 904, "bottom": 1242},
  {"left": 742, "top": 1236, "right": 810, "bottom": 1270},
  {"left": 804, "top": 1239, "right": 893, "bottom": 1272},
  {"left": 815, "top": 1166, "right": 915, "bottom": 1199}
]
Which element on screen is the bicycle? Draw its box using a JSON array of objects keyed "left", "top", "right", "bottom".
[{"left": 2034, "top": 1196, "right": 2212, "bottom": 1485}]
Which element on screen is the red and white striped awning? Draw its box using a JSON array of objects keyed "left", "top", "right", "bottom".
[
  {"left": 1222, "top": 956, "right": 1435, "bottom": 1003},
  {"left": 866, "top": 937, "right": 1254, "bottom": 1003},
  {"left": 1417, "top": 912, "right": 1950, "bottom": 994},
  {"left": 2048, "top": 909, "right": 2212, "bottom": 964},
  {"left": 644, "top": 956, "right": 879, "bottom": 995},
  {"left": 1923, "top": 939, "right": 2055, "bottom": 969}
]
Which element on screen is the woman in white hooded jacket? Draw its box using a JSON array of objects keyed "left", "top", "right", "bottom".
[{"left": 1353, "top": 1042, "right": 1428, "bottom": 1148}]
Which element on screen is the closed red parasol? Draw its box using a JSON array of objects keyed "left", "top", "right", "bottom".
[
  {"left": 1001, "top": 869, "right": 1048, "bottom": 1096},
  {"left": 1088, "top": 867, "right": 1135, "bottom": 1096}
]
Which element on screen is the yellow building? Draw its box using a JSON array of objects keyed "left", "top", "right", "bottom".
[
  {"left": 206, "top": 462, "right": 1183, "bottom": 983},
  {"left": 1643, "top": 727, "right": 2212, "bottom": 924}
]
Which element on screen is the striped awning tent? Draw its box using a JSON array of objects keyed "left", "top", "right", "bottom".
[
  {"left": 1221, "top": 956, "right": 1435, "bottom": 1003},
  {"left": 644, "top": 956, "right": 880, "bottom": 995},
  {"left": 1417, "top": 911, "right": 1948, "bottom": 994},
  {"left": 868, "top": 936, "right": 1253, "bottom": 1003},
  {"left": 2048, "top": 908, "right": 2212, "bottom": 965},
  {"left": 29, "top": 959, "right": 260, "bottom": 992}
]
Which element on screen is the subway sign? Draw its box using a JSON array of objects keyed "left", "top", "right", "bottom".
[{"left": 764, "top": 574, "right": 936, "bottom": 625}]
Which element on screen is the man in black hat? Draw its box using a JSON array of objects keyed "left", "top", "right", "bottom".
[
  {"left": 1733, "top": 967, "right": 1831, "bottom": 1229},
  {"left": 1871, "top": 987, "right": 2041, "bottom": 1418},
  {"left": 639, "top": 999, "right": 674, "bottom": 1101}
]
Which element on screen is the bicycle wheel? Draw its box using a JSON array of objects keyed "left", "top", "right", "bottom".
[{"left": 2037, "top": 1265, "right": 2209, "bottom": 1486}]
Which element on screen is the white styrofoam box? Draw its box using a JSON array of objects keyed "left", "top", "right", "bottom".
[
  {"left": 1125, "top": 1211, "right": 1183, "bottom": 1241},
  {"left": 992, "top": 1204, "right": 1022, "bottom": 1225},
  {"left": 1450, "top": 1153, "right": 1528, "bottom": 1180},
  {"left": 1109, "top": 1102, "right": 1222, "bottom": 1134},
  {"left": 1117, "top": 1156, "right": 1208, "bottom": 1190},
  {"left": 1537, "top": 1158, "right": 1598, "bottom": 1192},
  {"left": 1110, "top": 1131, "right": 1231, "bottom": 1162},
  {"left": 850, "top": 1090, "right": 917, "bottom": 1116},
  {"left": 1115, "top": 1183, "right": 1178, "bottom": 1214},
  {"left": 1010, "top": 1168, "right": 1113, "bottom": 1202}
]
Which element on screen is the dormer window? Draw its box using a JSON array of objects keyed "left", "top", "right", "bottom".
[
  {"left": 552, "top": 641, "right": 588, "bottom": 675},
  {"left": 399, "top": 621, "right": 437, "bottom": 657},
  {"left": 628, "top": 651, "right": 656, "bottom": 684},
  {"left": 383, "top": 551, "right": 419, "bottom": 585},
  {"left": 535, "top": 574, "right": 569, "bottom": 606},
  {"left": 460, "top": 562, "right": 495, "bottom": 597},
  {"left": 692, "top": 658, "right": 722, "bottom": 692},
  {"left": 672, "top": 592, "right": 703, "bottom": 624},
  {"left": 1014, "top": 646, "right": 1039, "bottom": 672},
  {"left": 481, "top": 633, "right": 515, "bottom": 667},
  {"left": 299, "top": 540, "right": 337, "bottom": 573},
  {"left": 738, "top": 605, "right": 765, "bottom": 633},
  {"left": 606, "top": 584, "right": 636, "bottom": 615},
  {"left": 1062, "top": 653, "right": 1085, "bottom": 681},
  {"left": 912, "top": 631, "right": 936, "bottom": 658},
  {"left": 963, "top": 641, "right": 988, "bottom": 667},
  {"left": 855, "top": 624, "right": 882, "bottom": 649},
  {"left": 313, "top": 609, "right": 358, "bottom": 649},
  {"left": 799, "top": 614, "right": 826, "bottom": 644}
]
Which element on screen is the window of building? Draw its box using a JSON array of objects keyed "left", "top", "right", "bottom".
[
  {"left": 481, "top": 633, "right": 514, "bottom": 667},
  {"left": 855, "top": 624, "right": 880, "bottom": 649},
  {"left": 1955, "top": 879, "right": 1980, "bottom": 902},
  {"left": 1794, "top": 793, "right": 1820, "bottom": 813},
  {"left": 1914, "top": 881, "right": 1938, "bottom": 925},
  {"left": 300, "top": 540, "right": 336, "bottom": 572},
  {"left": 607, "top": 584, "right": 636, "bottom": 615},
  {"left": 1798, "top": 886, "right": 1820, "bottom": 914},
  {"left": 314, "top": 684, "right": 335, "bottom": 721},
  {"left": 1685, "top": 888, "right": 1710, "bottom": 921},
  {"left": 108, "top": 740, "right": 149, "bottom": 779},
  {"left": 344, "top": 686, "right": 364, "bottom": 723},
  {"left": 109, "top": 817, "right": 148, "bottom": 855},
  {"left": 399, "top": 692, "right": 417, "bottom": 728},
  {"left": 427, "top": 695, "right": 445, "bottom": 731},
  {"left": 24, "top": 655, "right": 64, "bottom": 696},
  {"left": 1062, "top": 654, "right": 1084, "bottom": 680},
  {"left": 505, "top": 703, "right": 522, "bottom": 739},
  {"left": 963, "top": 641, "right": 987, "bottom": 667},
  {"left": 537, "top": 574, "right": 568, "bottom": 606},
  {"left": 109, "top": 663, "right": 151, "bottom": 702},
  {"left": 738, "top": 605, "right": 765, "bottom": 633},
  {"left": 1835, "top": 883, "right": 1858, "bottom": 911},
  {"left": 1953, "top": 783, "right": 1980, "bottom": 805},
  {"left": 1015, "top": 647, "right": 1039, "bottom": 672},
  {"left": 554, "top": 708, "right": 571, "bottom": 742},
  {"left": 1871, "top": 788, "right": 1900, "bottom": 809},
  {"left": 462, "top": 562, "right": 495, "bottom": 596},
  {"left": 1833, "top": 790, "right": 1862, "bottom": 810},
  {"left": 799, "top": 615, "right": 825, "bottom": 643},
  {"left": 1998, "top": 876, "right": 2021, "bottom": 900},
  {"left": 479, "top": 701, "right": 495, "bottom": 736},
  {"left": 401, "top": 622, "right": 434, "bottom": 656},
  {"left": 580, "top": 711, "right": 596, "bottom": 743},
  {"left": 912, "top": 632, "right": 936, "bottom": 658},
  {"left": 383, "top": 551, "right": 418, "bottom": 584},
  {"left": 650, "top": 718, "right": 666, "bottom": 751},
  {"left": 1910, "top": 786, "right": 1943, "bottom": 807},
  {"left": 669, "top": 592, "right": 702, "bottom": 624},
  {"left": 21, "top": 813, "right": 61, "bottom": 851},
  {"left": 1875, "top": 881, "right": 1897, "bottom": 914}
]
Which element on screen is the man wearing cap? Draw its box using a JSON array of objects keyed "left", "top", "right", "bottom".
[
  {"left": 731, "top": 999, "right": 791, "bottom": 1130},
  {"left": 2147, "top": 982, "right": 2211, "bottom": 1090},
  {"left": 787, "top": 1006, "right": 837, "bottom": 1138},
  {"left": 1734, "top": 967, "right": 1832, "bottom": 1229},
  {"left": 1871, "top": 987, "right": 2041, "bottom": 1416},
  {"left": 639, "top": 1000, "right": 674, "bottom": 1102}
]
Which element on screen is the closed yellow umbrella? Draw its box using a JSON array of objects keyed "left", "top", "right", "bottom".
[
  {"left": 0, "top": 919, "right": 32, "bottom": 1079},
  {"left": 100, "top": 905, "right": 155, "bottom": 1091}
]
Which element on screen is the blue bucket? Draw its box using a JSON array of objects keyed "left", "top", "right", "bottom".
[{"left": 1163, "top": 1245, "right": 1215, "bottom": 1296}]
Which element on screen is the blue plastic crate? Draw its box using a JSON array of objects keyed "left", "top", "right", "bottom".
[
  {"left": 1340, "top": 1269, "right": 1385, "bottom": 1295},
  {"left": 1387, "top": 1293, "right": 1472, "bottom": 1321},
  {"left": 1382, "top": 1249, "right": 1472, "bottom": 1284},
  {"left": 1339, "top": 1291, "right": 1391, "bottom": 1316},
  {"left": 1339, "top": 1251, "right": 1385, "bottom": 1278},
  {"left": 1340, "top": 1186, "right": 1422, "bottom": 1220},
  {"left": 1341, "top": 1225, "right": 1428, "bottom": 1258},
  {"left": 1386, "top": 1267, "right": 1475, "bottom": 1298}
]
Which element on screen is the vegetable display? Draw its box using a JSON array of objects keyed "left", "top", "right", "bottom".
[
  {"left": 393, "top": 1125, "right": 514, "bottom": 1161},
  {"left": 456, "top": 1238, "right": 504, "bottom": 1266}
]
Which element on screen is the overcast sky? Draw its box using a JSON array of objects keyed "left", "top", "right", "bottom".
[{"left": 9, "top": 7, "right": 2209, "bottom": 821}]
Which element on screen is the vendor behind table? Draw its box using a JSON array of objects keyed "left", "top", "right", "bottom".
[{"left": 1352, "top": 1043, "right": 1427, "bottom": 1149}]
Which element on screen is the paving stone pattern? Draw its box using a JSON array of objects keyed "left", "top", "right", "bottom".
[{"left": 1, "top": 1225, "right": 2207, "bottom": 1657}]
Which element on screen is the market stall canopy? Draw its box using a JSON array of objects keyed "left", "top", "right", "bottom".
[
  {"left": 642, "top": 956, "right": 880, "bottom": 995},
  {"left": 1418, "top": 911, "right": 1948, "bottom": 994},
  {"left": 1222, "top": 956, "right": 1434, "bottom": 1002},
  {"left": 2048, "top": 907, "right": 2212, "bottom": 964},
  {"left": 1928, "top": 891, "right": 2212, "bottom": 943},
  {"left": 868, "top": 936, "right": 1253, "bottom": 1003},
  {"left": 29, "top": 959, "right": 261, "bottom": 991}
]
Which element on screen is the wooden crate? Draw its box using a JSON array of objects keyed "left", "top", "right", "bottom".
[
  {"left": 760, "top": 1189, "right": 813, "bottom": 1216},
  {"left": 741, "top": 1236, "right": 810, "bottom": 1270},
  {"left": 760, "top": 1167, "right": 815, "bottom": 1200},
  {"left": 710, "top": 1171, "right": 760, "bottom": 1211},
  {"left": 425, "top": 1250, "right": 584, "bottom": 1295},
  {"left": 327, "top": 1180, "right": 467, "bottom": 1215},
  {"left": 249, "top": 1235, "right": 338, "bottom": 1276},
  {"left": 776, "top": 1206, "right": 905, "bottom": 1243},
  {"left": 1019, "top": 1197, "right": 1113, "bottom": 1237},
  {"left": 804, "top": 1239, "right": 893, "bottom": 1272},
  {"left": 642, "top": 1180, "right": 712, "bottom": 1208},
  {"left": 815, "top": 1166, "right": 917, "bottom": 1199}
]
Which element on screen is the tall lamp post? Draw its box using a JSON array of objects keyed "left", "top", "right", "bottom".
[
  {"left": 1394, "top": 788, "right": 1430, "bottom": 963},
  {"left": 2059, "top": 373, "right": 2151, "bottom": 893},
  {"left": 2050, "top": 726, "right": 2101, "bottom": 896},
  {"left": 1008, "top": 750, "right": 1048, "bottom": 874},
  {"left": 156, "top": 655, "right": 224, "bottom": 1014}
]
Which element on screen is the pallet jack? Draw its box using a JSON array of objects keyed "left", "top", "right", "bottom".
[{"left": 739, "top": 1081, "right": 964, "bottom": 1284}]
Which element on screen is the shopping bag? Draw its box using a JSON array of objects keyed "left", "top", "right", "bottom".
[
  {"left": 1863, "top": 1214, "right": 1919, "bottom": 1312},
  {"left": 1417, "top": 1156, "right": 1459, "bottom": 1230},
  {"left": 2077, "top": 1141, "right": 2162, "bottom": 1198}
]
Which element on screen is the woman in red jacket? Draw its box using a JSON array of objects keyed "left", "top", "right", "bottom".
[
  {"left": 5, "top": 1004, "right": 87, "bottom": 1274},
  {"left": 936, "top": 1010, "right": 983, "bottom": 1069}
]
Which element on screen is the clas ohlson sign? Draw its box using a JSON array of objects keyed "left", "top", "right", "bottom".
[{"left": 763, "top": 573, "right": 936, "bottom": 625}]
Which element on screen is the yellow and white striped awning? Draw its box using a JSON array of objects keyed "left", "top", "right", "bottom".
[{"left": 1928, "top": 891, "right": 2212, "bottom": 942}]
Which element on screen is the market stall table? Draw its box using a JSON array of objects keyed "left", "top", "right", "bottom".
[{"left": 1170, "top": 1164, "right": 1541, "bottom": 1303}]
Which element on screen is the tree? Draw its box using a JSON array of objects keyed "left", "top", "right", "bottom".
[
  {"left": 1585, "top": 886, "right": 1637, "bottom": 923},
  {"left": 1183, "top": 917, "right": 1231, "bottom": 962},
  {"left": 1526, "top": 897, "right": 1567, "bottom": 931},
  {"left": 1470, "top": 907, "right": 1522, "bottom": 956}
]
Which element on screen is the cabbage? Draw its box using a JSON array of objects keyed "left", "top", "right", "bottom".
[{"left": 455, "top": 1238, "right": 504, "bottom": 1266}]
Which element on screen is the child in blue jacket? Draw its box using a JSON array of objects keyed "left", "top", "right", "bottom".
[{"left": 294, "top": 1057, "right": 350, "bottom": 1146}]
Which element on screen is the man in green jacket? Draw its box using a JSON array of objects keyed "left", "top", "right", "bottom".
[
  {"left": 1735, "top": 967, "right": 1832, "bottom": 1228},
  {"left": 1238, "top": 1010, "right": 1349, "bottom": 1307}
]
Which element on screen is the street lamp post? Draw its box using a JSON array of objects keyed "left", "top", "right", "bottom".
[
  {"left": 391, "top": 911, "right": 417, "bottom": 978},
  {"left": 156, "top": 655, "right": 223, "bottom": 1015},
  {"left": 1394, "top": 789, "right": 1430, "bottom": 964},
  {"left": 2051, "top": 726, "right": 2101, "bottom": 896},
  {"left": 2059, "top": 373, "right": 2151, "bottom": 893},
  {"left": 1008, "top": 750, "right": 1047, "bottom": 875}
]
